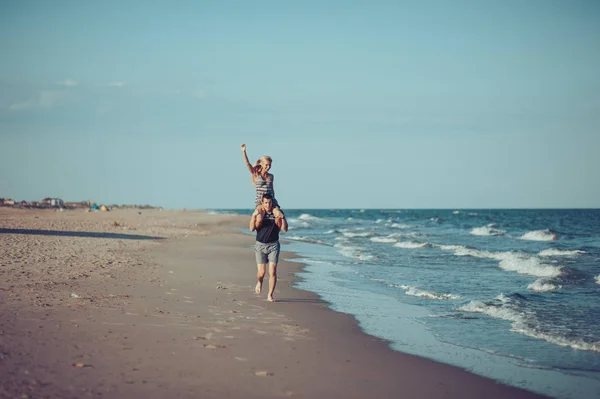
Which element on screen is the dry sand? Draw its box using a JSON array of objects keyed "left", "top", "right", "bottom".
[{"left": 0, "top": 208, "right": 549, "bottom": 398}]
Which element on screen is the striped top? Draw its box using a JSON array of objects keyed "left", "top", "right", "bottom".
[{"left": 254, "top": 174, "right": 278, "bottom": 207}]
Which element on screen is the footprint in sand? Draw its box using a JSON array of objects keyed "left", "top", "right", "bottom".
[{"left": 203, "top": 344, "right": 227, "bottom": 349}]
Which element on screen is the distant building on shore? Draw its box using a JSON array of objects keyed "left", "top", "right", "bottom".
[{"left": 42, "top": 197, "right": 64, "bottom": 208}]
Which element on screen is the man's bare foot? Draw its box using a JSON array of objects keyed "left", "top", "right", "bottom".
[
  {"left": 267, "top": 296, "right": 275, "bottom": 302},
  {"left": 255, "top": 282, "right": 262, "bottom": 295}
]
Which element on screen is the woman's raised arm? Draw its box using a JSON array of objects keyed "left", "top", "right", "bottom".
[{"left": 240, "top": 144, "right": 254, "bottom": 174}]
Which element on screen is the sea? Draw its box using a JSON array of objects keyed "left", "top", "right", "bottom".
[{"left": 212, "top": 208, "right": 600, "bottom": 399}]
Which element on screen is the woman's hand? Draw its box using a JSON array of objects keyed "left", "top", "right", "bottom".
[
  {"left": 253, "top": 204, "right": 265, "bottom": 217},
  {"left": 241, "top": 144, "right": 247, "bottom": 152},
  {"left": 273, "top": 207, "right": 284, "bottom": 219}
]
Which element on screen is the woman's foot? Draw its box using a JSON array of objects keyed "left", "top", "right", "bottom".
[
  {"left": 267, "top": 296, "right": 275, "bottom": 302},
  {"left": 255, "top": 281, "right": 262, "bottom": 295}
]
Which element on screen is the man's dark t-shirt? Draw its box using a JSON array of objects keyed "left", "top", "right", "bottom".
[{"left": 256, "top": 212, "right": 279, "bottom": 244}]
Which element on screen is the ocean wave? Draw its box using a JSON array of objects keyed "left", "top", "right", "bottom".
[
  {"left": 343, "top": 231, "right": 375, "bottom": 238},
  {"left": 437, "top": 244, "right": 466, "bottom": 251},
  {"left": 470, "top": 224, "right": 506, "bottom": 236},
  {"left": 323, "top": 229, "right": 338, "bottom": 235},
  {"left": 453, "top": 210, "right": 462, "bottom": 214},
  {"left": 401, "top": 285, "right": 461, "bottom": 300},
  {"left": 297, "top": 213, "right": 323, "bottom": 222},
  {"left": 520, "top": 229, "right": 559, "bottom": 241},
  {"left": 441, "top": 247, "right": 562, "bottom": 277},
  {"left": 370, "top": 236, "right": 397, "bottom": 243},
  {"left": 285, "top": 236, "right": 330, "bottom": 246},
  {"left": 334, "top": 244, "right": 375, "bottom": 261},
  {"left": 595, "top": 275, "right": 600, "bottom": 285},
  {"left": 387, "top": 232, "right": 425, "bottom": 239},
  {"left": 527, "top": 278, "right": 560, "bottom": 292},
  {"left": 538, "top": 248, "right": 585, "bottom": 257},
  {"left": 287, "top": 219, "right": 311, "bottom": 228},
  {"left": 498, "top": 255, "right": 562, "bottom": 278},
  {"left": 394, "top": 241, "right": 430, "bottom": 249},
  {"left": 390, "top": 223, "right": 413, "bottom": 229},
  {"left": 459, "top": 298, "right": 600, "bottom": 352}
]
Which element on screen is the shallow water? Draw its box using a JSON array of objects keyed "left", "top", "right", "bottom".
[{"left": 217, "top": 209, "right": 600, "bottom": 398}]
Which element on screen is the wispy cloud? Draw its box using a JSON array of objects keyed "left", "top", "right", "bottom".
[
  {"left": 107, "top": 81, "right": 126, "bottom": 87},
  {"left": 57, "top": 79, "right": 78, "bottom": 87},
  {"left": 9, "top": 91, "right": 68, "bottom": 111}
]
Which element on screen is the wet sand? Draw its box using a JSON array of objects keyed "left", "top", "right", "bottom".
[{"left": 0, "top": 208, "right": 549, "bottom": 398}]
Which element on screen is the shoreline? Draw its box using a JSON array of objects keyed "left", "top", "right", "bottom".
[{"left": 0, "top": 208, "right": 550, "bottom": 398}]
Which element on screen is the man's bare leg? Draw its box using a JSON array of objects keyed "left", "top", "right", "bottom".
[
  {"left": 267, "top": 262, "right": 277, "bottom": 302},
  {"left": 256, "top": 263, "right": 266, "bottom": 294}
]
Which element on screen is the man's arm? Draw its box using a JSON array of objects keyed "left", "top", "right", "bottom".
[
  {"left": 275, "top": 215, "right": 288, "bottom": 232},
  {"left": 249, "top": 208, "right": 264, "bottom": 232}
]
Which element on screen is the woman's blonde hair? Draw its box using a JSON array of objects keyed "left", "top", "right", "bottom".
[{"left": 251, "top": 156, "right": 273, "bottom": 183}]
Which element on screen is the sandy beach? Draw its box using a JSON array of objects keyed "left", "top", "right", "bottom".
[{"left": 0, "top": 208, "right": 550, "bottom": 398}]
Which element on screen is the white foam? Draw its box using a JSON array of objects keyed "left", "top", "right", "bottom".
[
  {"left": 386, "top": 233, "right": 404, "bottom": 238},
  {"left": 286, "top": 236, "right": 328, "bottom": 246},
  {"left": 370, "top": 237, "right": 397, "bottom": 243},
  {"left": 452, "top": 247, "right": 498, "bottom": 259},
  {"left": 595, "top": 275, "right": 600, "bottom": 285},
  {"left": 498, "top": 255, "right": 562, "bottom": 278},
  {"left": 452, "top": 210, "right": 461, "bottom": 214},
  {"left": 402, "top": 286, "right": 460, "bottom": 300},
  {"left": 459, "top": 300, "right": 523, "bottom": 323},
  {"left": 527, "top": 278, "right": 559, "bottom": 292},
  {"left": 538, "top": 249, "right": 585, "bottom": 257},
  {"left": 441, "top": 247, "right": 562, "bottom": 278},
  {"left": 323, "top": 229, "right": 337, "bottom": 235},
  {"left": 334, "top": 244, "right": 375, "bottom": 261},
  {"left": 390, "top": 223, "right": 413, "bottom": 229},
  {"left": 470, "top": 224, "right": 506, "bottom": 236},
  {"left": 297, "top": 213, "right": 322, "bottom": 222},
  {"left": 342, "top": 231, "right": 374, "bottom": 238},
  {"left": 288, "top": 219, "right": 311, "bottom": 228},
  {"left": 520, "top": 229, "right": 558, "bottom": 241},
  {"left": 394, "top": 241, "right": 430, "bottom": 249},
  {"left": 459, "top": 299, "right": 600, "bottom": 352},
  {"left": 437, "top": 244, "right": 466, "bottom": 251}
]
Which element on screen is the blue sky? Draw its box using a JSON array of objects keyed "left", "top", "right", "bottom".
[{"left": 1, "top": 1, "right": 599, "bottom": 209}]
